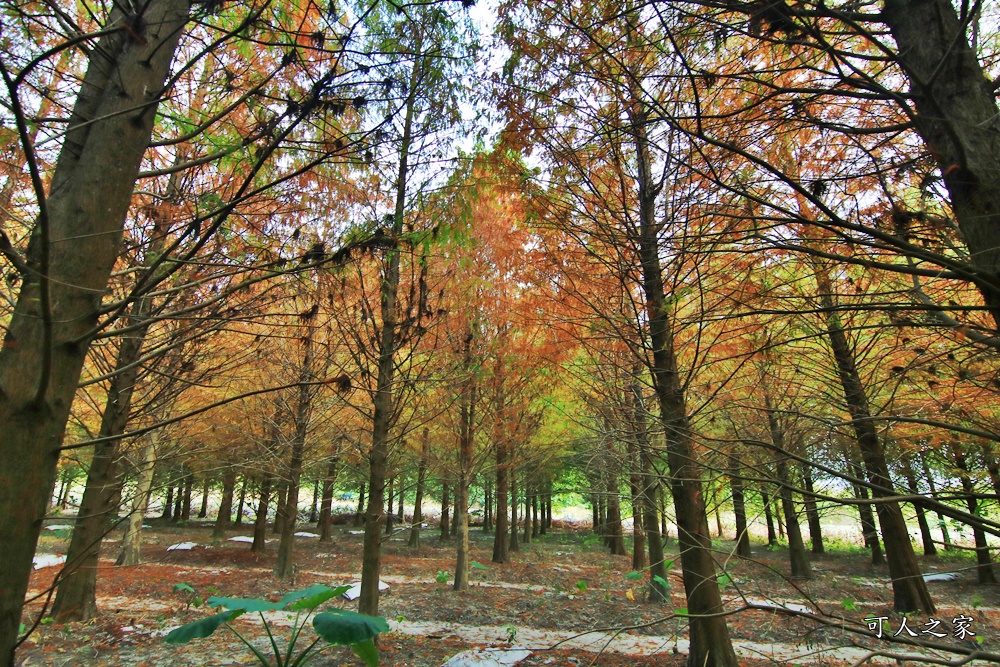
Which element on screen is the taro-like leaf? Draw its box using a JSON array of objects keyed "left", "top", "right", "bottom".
[
  {"left": 164, "top": 611, "right": 241, "bottom": 644},
  {"left": 313, "top": 610, "right": 389, "bottom": 646},
  {"left": 624, "top": 571, "right": 644, "bottom": 581},
  {"left": 470, "top": 561, "right": 488, "bottom": 570},
  {"left": 172, "top": 583, "right": 195, "bottom": 594},
  {"left": 206, "top": 596, "right": 284, "bottom": 612},
  {"left": 351, "top": 637, "right": 380, "bottom": 667},
  {"left": 652, "top": 575, "right": 670, "bottom": 589},
  {"left": 287, "top": 585, "right": 351, "bottom": 610}
]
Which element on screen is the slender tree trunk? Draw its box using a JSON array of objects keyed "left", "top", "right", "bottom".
[
  {"left": 319, "top": 459, "right": 338, "bottom": 543},
  {"left": 252, "top": 475, "right": 272, "bottom": 553},
  {"left": 981, "top": 443, "right": 1000, "bottom": 500},
  {"left": 355, "top": 482, "right": 365, "bottom": 526},
  {"left": 730, "top": 456, "right": 751, "bottom": 558},
  {"left": 522, "top": 491, "right": 531, "bottom": 544},
  {"left": 0, "top": 2, "right": 189, "bottom": 659},
  {"left": 440, "top": 482, "right": 451, "bottom": 541},
  {"left": 116, "top": 435, "right": 157, "bottom": 566},
  {"left": 605, "top": 475, "right": 626, "bottom": 555},
  {"left": 181, "top": 472, "right": 193, "bottom": 521},
  {"left": 172, "top": 486, "right": 182, "bottom": 522},
  {"left": 901, "top": 455, "right": 936, "bottom": 556},
  {"left": 409, "top": 430, "right": 429, "bottom": 548},
  {"left": 762, "top": 489, "right": 777, "bottom": 546},
  {"left": 628, "top": 445, "right": 647, "bottom": 570},
  {"left": 484, "top": 479, "right": 493, "bottom": 533},
  {"left": 212, "top": 469, "right": 237, "bottom": 539},
  {"left": 273, "top": 480, "right": 288, "bottom": 534},
  {"left": 953, "top": 447, "right": 997, "bottom": 584},
  {"left": 510, "top": 473, "right": 520, "bottom": 552},
  {"left": 198, "top": 478, "right": 210, "bottom": 519},
  {"left": 798, "top": 462, "right": 824, "bottom": 554},
  {"left": 454, "top": 352, "right": 475, "bottom": 592},
  {"left": 234, "top": 476, "right": 248, "bottom": 527},
  {"left": 358, "top": 61, "right": 419, "bottom": 616},
  {"left": 817, "top": 272, "right": 933, "bottom": 613},
  {"left": 531, "top": 491, "right": 540, "bottom": 539},
  {"left": 493, "top": 436, "right": 509, "bottom": 566},
  {"left": 765, "top": 398, "right": 811, "bottom": 580},
  {"left": 920, "top": 453, "right": 952, "bottom": 550},
  {"left": 162, "top": 483, "right": 175, "bottom": 521},
  {"left": 385, "top": 477, "right": 395, "bottom": 536},
  {"left": 631, "top": 383, "right": 669, "bottom": 602}
]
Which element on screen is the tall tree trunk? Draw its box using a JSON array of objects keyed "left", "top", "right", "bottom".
[
  {"left": 630, "top": 383, "right": 669, "bottom": 603},
  {"left": 454, "top": 348, "right": 475, "bottom": 592},
  {"left": 845, "top": 442, "right": 885, "bottom": 564},
  {"left": 162, "top": 483, "right": 175, "bottom": 521},
  {"left": 319, "top": 459, "right": 338, "bottom": 543},
  {"left": 358, "top": 59, "right": 418, "bottom": 617},
  {"left": 252, "top": 475, "right": 272, "bottom": 553},
  {"left": 816, "top": 271, "right": 933, "bottom": 613},
  {"left": 901, "top": 454, "right": 936, "bottom": 556},
  {"left": 355, "top": 482, "right": 365, "bottom": 526},
  {"left": 953, "top": 447, "right": 997, "bottom": 584},
  {"left": 275, "top": 321, "right": 315, "bottom": 579},
  {"left": 310, "top": 479, "right": 320, "bottom": 524},
  {"left": 409, "top": 429, "right": 429, "bottom": 548},
  {"left": 510, "top": 473, "right": 519, "bottom": 552},
  {"left": 212, "top": 469, "right": 237, "bottom": 539},
  {"left": 630, "top": 98, "right": 737, "bottom": 664},
  {"left": 484, "top": 479, "right": 493, "bottom": 533},
  {"left": 385, "top": 477, "right": 395, "bottom": 536},
  {"left": 116, "top": 435, "right": 157, "bottom": 566},
  {"left": 981, "top": 443, "right": 1000, "bottom": 500},
  {"left": 273, "top": 480, "right": 288, "bottom": 534},
  {"left": 0, "top": 2, "right": 189, "bottom": 659}
]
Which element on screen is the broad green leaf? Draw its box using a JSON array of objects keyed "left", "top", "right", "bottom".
[
  {"left": 288, "top": 585, "right": 351, "bottom": 610},
  {"left": 624, "top": 571, "right": 644, "bottom": 581},
  {"left": 576, "top": 580, "right": 587, "bottom": 592},
  {"left": 206, "top": 596, "right": 284, "bottom": 612},
  {"left": 674, "top": 608, "right": 688, "bottom": 616},
  {"left": 173, "top": 583, "right": 195, "bottom": 594},
  {"left": 351, "top": 637, "right": 380, "bottom": 667},
  {"left": 652, "top": 575, "right": 670, "bottom": 589},
  {"left": 470, "top": 561, "right": 488, "bottom": 570},
  {"left": 313, "top": 610, "right": 389, "bottom": 646},
  {"left": 841, "top": 598, "right": 856, "bottom": 611},
  {"left": 164, "top": 611, "right": 240, "bottom": 644}
]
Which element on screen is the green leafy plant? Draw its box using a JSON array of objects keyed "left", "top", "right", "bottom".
[
  {"left": 970, "top": 593, "right": 984, "bottom": 610},
  {"left": 435, "top": 570, "right": 449, "bottom": 584},
  {"left": 164, "top": 584, "right": 388, "bottom": 667},
  {"left": 624, "top": 571, "right": 644, "bottom": 581},
  {"left": 576, "top": 580, "right": 587, "bottom": 592},
  {"left": 841, "top": 598, "right": 856, "bottom": 612},
  {"left": 504, "top": 624, "right": 517, "bottom": 643},
  {"left": 470, "top": 561, "right": 488, "bottom": 570}
]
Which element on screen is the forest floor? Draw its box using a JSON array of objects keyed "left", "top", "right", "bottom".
[{"left": 18, "top": 518, "right": 1000, "bottom": 667}]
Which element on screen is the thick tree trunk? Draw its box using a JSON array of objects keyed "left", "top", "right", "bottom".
[
  {"left": 0, "top": 2, "right": 189, "bottom": 659},
  {"left": 212, "top": 469, "right": 237, "bottom": 539},
  {"left": 252, "top": 475, "right": 272, "bottom": 553},
  {"left": 882, "top": 0, "right": 1000, "bottom": 329},
  {"left": 817, "top": 273, "right": 933, "bottom": 613},
  {"left": 116, "top": 436, "right": 157, "bottom": 566},
  {"left": 319, "top": 460, "right": 338, "bottom": 543}
]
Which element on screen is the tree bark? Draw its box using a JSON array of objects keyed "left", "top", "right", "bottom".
[
  {"left": 454, "top": 349, "right": 475, "bottom": 592},
  {"left": 510, "top": 473, "right": 519, "bottom": 552},
  {"left": 252, "top": 475, "right": 272, "bottom": 553},
  {"left": 605, "top": 474, "right": 626, "bottom": 556},
  {"left": 440, "top": 481, "right": 451, "bottom": 541},
  {"left": 817, "top": 272, "right": 932, "bottom": 613},
  {"left": 628, "top": 443, "right": 647, "bottom": 570},
  {"left": 729, "top": 456, "right": 751, "bottom": 558},
  {"left": 212, "top": 469, "right": 237, "bottom": 539},
  {"left": 319, "top": 459, "right": 338, "bottom": 543},
  {"left": 953, "top": 447, "right": 997, "bottom": 584},
  {"left": 920, "top": 453, "right": 952, "bottom": 551},
  {"left": 234, "top": 476, "right": 248, "bottom": 527},
  {"left": 798, "top": 462, "right": 824, "bottom": 554},
  {"left": 630, "top": 95, "right": 737, "bottom": 663},
  {"left": 901, "top": 454, "right": 936, "bottom": 556},
  {"left": 882, "top": 0, "right": 1000, "bottom": 329},
  {"left": 198, "top": 478, "right": 210, "bottom": 519},
  {"left": 409, "top": 429, "right": 429, "bottom": 549},
  {"left": 761, "top": 489, "right": 777, "bottom": 546},
  {"left": 116, "top": 435, "right": 157, "bottom": 566}
]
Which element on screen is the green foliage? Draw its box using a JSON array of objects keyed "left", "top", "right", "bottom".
[
  {"left": 652, "top": 575, "right": 670, "bottom": 590},
  {"left": 435, "top": 570, "right": 449, "bottom": 584},
  {"left": 841, "top": 598, "right": 856, "bottom": 612},
  {"left": 624, "top": 571, "right": 644, "bottom": 581},
  {"left": 970, "top": 593, "right": 984, "bottom": 609},
  {"left": 163, "top": 585, "right": 386, "bottom": 667},
  {"left": 576, "top": 580, "right": 587, "bottom": 592},
  {"left": 470, "top": 561, "right": 488, "bottom": 570}
]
